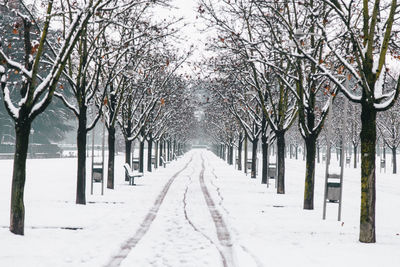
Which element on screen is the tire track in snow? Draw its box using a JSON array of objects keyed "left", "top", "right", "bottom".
[
  {"left": 182, "top": 162, "right": 229, "bottom": 267},
  {"left": 105, "top": 156, "right": 194, "bottom": 267},
  {"left": 209, "top": 168, "right": 264, "bottom": 267},
  {"left": 199, "top": 153, "right": 237, "bottom": 267}
]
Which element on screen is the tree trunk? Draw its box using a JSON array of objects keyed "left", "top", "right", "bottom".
[
  {"left": 159, "top": 139, "right": 163, "bottom": 164},
  {"left": 155, "top": 140, "right": 159, "bottom": 169},
  {"left": 261, "top": 135, "right": 268, "bottom": 184},
  {"left": 251, "top": 138, "right": 258, "bottom": 178},
  {"left": 295, "top": 144, "right": 298, "bottom": 160},
  {"left": 303, "top": 135, "right": 317, "bottom": 209},
  {"left": 353, "top": 144, "right": 358, "bottom": 169},
  {"left": 317, "top": 141, "right": 320, "bottom": 163},
  {"left": 76, "top": 112, "right": 87, "bottom": 204},
  {"left": 124, "top": 139, "right": 132, "bottom": 181},
  {"left": 238, "top": 135, "right": 243, "bottom": 171},
  {"left": 244, "top": 136, "right": 248, "bottom": 174},
  {"left": 139, "top": 139, "right": 144, "bottom": 173},
  {"left": 10, "top": 120, "right": 31, "bottom": 235},
  {"left": 229, "top": 142, "right": 233, "bottom": 165},
  {"left": 167, "top": 140, "right": 171, "bottom": 161},
  {"left": 359, "top": 104, "right": 376, "bottom": 243},
  {"left": 276, "top": 132, "right": 285, "bottom": 194},
  {"left": 147, "top": 138, "right": 153, "bottom": 172},
  {"left": 392, "top": 147, "right": 397, "bottom": 174},
  {"left": 107, "top": 126, "right": 116, "bottom": 189}
]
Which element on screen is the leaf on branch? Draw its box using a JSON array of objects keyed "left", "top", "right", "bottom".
[
  {"left": 12, "top": 28, "right": 18, "bottom": 34},
  {"left": 161, "top": 98, "right": 165, "bottom": 105},
  {"left": 104, "top": 98, "right": 108, "bottom": 105}
]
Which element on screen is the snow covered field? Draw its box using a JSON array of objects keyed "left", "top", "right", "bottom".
[{"left": 0, "top": 149, "right": 399, "bottom": 267}]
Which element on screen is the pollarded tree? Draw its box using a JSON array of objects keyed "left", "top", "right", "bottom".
[{"left": 0, "top": 0, "right": 112, "bottom": 235}]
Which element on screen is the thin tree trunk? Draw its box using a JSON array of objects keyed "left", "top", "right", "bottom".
[
  {"left": 159, "top": 139, "right": 163, "bottom": 164},
  {"left": 76, "top": 112, "right": 87, "bottom": 203},
  {"left": 155, "top": 140, "right": 159, "bottom": 169},
  {"left": 244, "top": 136, "right": 248, "bottom": 174},
  {"left": 167, "top": 140, "right": 171, "bottom": 161},
  {"left": 147, "top": 138, "right": 152, "bottom": 172},
  {"left": 124, "top": 139, "right": 132, "bottom": 181},
  {"left": 354, "top": 144, "right": 358, "bottom": 168},
  {"left": 251, "top": 139, "right": 258, "bottom": 178},
  {"left": 229, "top": 142, "right": 233, "bottom": 165},
  {"left": 317, "top": 141, "right": 320, "bottom": 163},
  {"left": 303, "top": 135, "right": 317, "bottom": 209},
  {"left": 276, "top": 132, "right": 285, "bottom": 194},
  {"left": 139, "top": 139, "right": 144, "bottom": 173},
  {"left": 238, "top": 135, "right": 243, "bottom": 171},
  {"left": 10, "top": 121, "right": 31, "bottom": 235},
  {"left": 261, "top": 135, "right": 268, "bottom": 184},
  {"left": 107, "top": 126, "right": 116, "bottom": 189},
  {"left": 359, "top": 104, "right": 376, "bottom": 243},
  {"left": 392, "top": 147, "right": 397, "bottom": 174}
]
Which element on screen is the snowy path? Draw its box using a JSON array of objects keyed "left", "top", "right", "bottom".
[
  {"left": 108, "top": 151, "right": 251, "bottom": 267},
  {"left": 1, "top": 149, "right": 399, "bottom": 267}
]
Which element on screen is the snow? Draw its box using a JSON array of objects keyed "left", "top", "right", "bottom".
[{"left": 0, "top": 149, "right": 399, "bottom": 267}]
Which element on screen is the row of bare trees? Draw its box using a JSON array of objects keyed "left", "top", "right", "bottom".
[
  {"left": 0, "top": 0, "right": 193, "bottom": 235},
  {"left": 198, "top": 0, "right": 400, "bottom": 243}
]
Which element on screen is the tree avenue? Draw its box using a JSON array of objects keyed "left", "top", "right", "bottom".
[{"left": 1, "top": 0, "right": 400, "bottom": 246}]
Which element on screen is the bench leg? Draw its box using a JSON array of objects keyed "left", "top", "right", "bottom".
[{"left": 129, "top": 177, "right": 136, "bottom": 186}]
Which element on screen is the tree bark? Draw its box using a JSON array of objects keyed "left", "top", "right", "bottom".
[
  {"left": 76, "top": 111, "right": 87, "bottom": 204},
  {"left": 139, "top": 139, "right": 144, "bottom": 173},
  {"left": 251, "top": 138, "right": 258, "bottom": 178},
  {"left": 147, "top": 138, "right": 153, "bottom": 172},
  {"left": 359, "top": 103, "right": 376, "bottom": 243},
  {"left": 353, "top": 144, "right": 358, "bottom": 168},
  {"left": 229, "top": 142, "right": 233, "bottom": 165},
  {"left": 261, "top": 135, "right": 268, "bottom": 184},
  {"left": 155, "top": 140, "right": 159, "bottom": 169},
  {"left": 392, "top": 147, "right": 397, "bottom": 174},
  {"left": 167, "top": 140, "right": 171, "bottom": 161},
  {"left": 303, "top": 135, "right": 317, "bottom": 209},
  {"left": 124, "top": 139, "right": 132, "bottom": 181},
  {"left": 244, "top": 136, "right": 248, "bottom": 174},
  {"left": 238, "top": 134, "right": 243, "bottom": 171},
  {"left": 10, "top": 120, "right": 31, "bottom": 235},
  {"left": 276, "top": 132, "right": 285, "bottom": 194},
  {"left": 107, "top": 126, "right": 116, "bottom": 189},
  {"left": 159, "top": 139, "right": 163, "bottom": 164}
]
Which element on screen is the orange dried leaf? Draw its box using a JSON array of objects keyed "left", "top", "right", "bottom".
[{"left": 12, "top": 28, "right": 18, "bottom": 34}]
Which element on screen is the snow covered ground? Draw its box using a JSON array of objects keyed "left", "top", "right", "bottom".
[{"left": 0, "top": 149, "right": 399, "bottom": 267}]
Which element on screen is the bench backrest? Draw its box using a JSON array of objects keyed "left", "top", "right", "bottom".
[{"left": 124, "top": 163, "right": 134, "bottom": 176}]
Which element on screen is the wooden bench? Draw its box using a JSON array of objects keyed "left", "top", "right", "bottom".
[
  {"left": 123, "top": 163, "right": 143, "bottom": 185},
  {"left": 160, "top": 156, "right": 170, "bottom": 168}
]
